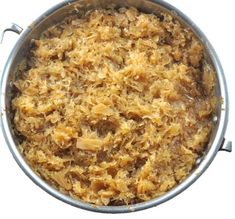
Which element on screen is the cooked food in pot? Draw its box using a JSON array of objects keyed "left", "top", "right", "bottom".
[{"left": 12, "top": 7, "right": 217, "bottom": 205}]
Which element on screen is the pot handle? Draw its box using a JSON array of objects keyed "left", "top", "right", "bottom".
[
  {"left": 219, "top": 138, "right": 232, "bottom": 152},
  {"left": 0, "top": 23, "right": 23, "bottom": 43}
]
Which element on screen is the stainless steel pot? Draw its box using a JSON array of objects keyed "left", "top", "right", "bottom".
[{"left": 0, "top": 0, "right": 232, "bottom": 213}]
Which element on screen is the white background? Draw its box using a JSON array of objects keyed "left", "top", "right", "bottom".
[{"left": 0, "top": 0, "right": 234, "bottom": 218}]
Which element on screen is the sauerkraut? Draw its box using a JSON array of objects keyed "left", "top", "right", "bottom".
[{"left": 12, "top": 7, "right": 217, "bottom": 206}]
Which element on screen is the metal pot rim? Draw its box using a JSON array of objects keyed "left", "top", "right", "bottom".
[{"left": 0, "top": 0, "right": 230, "bottom": 213}]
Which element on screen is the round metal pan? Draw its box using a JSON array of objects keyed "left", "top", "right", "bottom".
[{"left": 0, "top": 0, "right": 232, "bottom": 213}]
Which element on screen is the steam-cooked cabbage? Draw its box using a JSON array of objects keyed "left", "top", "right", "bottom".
[{"left": 13, "top": 7, "right": 217, "bottom": 206}]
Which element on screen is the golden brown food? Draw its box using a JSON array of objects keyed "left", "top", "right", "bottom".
[{"left": 13, "top": 7, "right": 217, "bottom": 205}]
